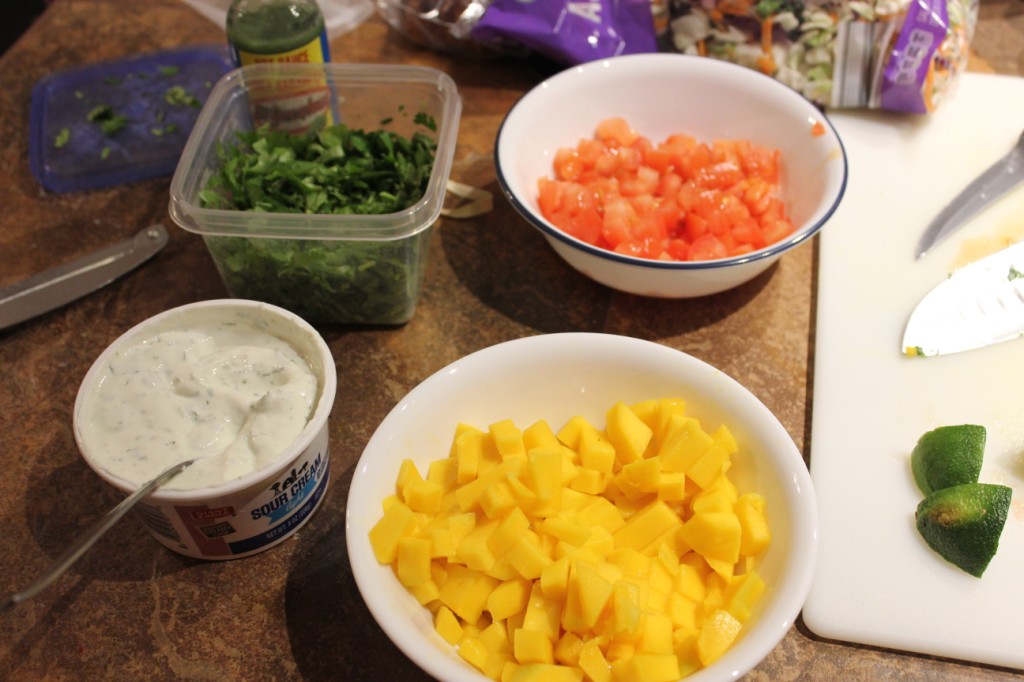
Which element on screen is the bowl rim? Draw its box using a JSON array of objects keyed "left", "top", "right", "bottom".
[
  {"left": 494, "top": 52, "right": 848, "bottom": 270},
  {"left": 345, "top": 332, "right": 819, "bottom": 682}
]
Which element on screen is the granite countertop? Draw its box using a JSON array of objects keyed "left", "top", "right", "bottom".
[{"left": 0, "top": 0, "right": 1022, "bottom": 679}]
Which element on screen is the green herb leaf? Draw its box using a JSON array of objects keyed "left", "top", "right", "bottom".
[
  {"left": 54, "top": 128, "right": 70, "bottom": 148},
  {"left": 165, "top": 85, "right": 201, "bottom": 108},
  {"left": 198, "top": 115, "right": 440, "bottom": 323}
]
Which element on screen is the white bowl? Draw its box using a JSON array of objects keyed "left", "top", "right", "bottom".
[
  {"left": 495, "top": 53, "right": 847, "bottom": 297},
  {"left": 346, "top": 332, "right": 817, "bottom": 681},
  {"left": 74, "top": 299, "right": 336, "bottom": 560}
]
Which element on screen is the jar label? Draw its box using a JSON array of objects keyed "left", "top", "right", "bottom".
[{"left": 234, "top": 32, "right": 335, "bottom": 132}]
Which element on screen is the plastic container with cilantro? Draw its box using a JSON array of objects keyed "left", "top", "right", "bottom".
[{"left": 169, "top": 62, "right": 461, "bottom": 325}]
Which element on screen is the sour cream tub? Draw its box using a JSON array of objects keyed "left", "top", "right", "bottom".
[{"left": 73, "top": 299, "right": 336, "bottom": 560}]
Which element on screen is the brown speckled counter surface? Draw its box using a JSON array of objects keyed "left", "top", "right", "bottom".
[{"left": 1, "top": 1, "right": 1022, "bottom": 679}]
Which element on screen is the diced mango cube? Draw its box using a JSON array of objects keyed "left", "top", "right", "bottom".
[
  {"left": 528, "top": 448, "right": 564, "bottom": 516},
  {"left": 481, "top": 620, "right": 512, "bottom": 654},
  {"left": 574, "top": 562, "right": 614, "bottom": 629},
  {"left": 658, "top": 416, "right": 712, "bottom": 473},
  {"left": 541, "top": 516, "right": 591, "bottom": 547},
  {"left": 687, "top": 442, "right": 731, "bottom": 490},
  {"left": 724, "top": 570, "right": 766, "bottom": 623},
  {"left": 481, "top": 480, "right": 517, "bottom": 519},
  {"left": 456, "top": 427, "right": 486, "bottom": 484},
  {"left": 540, "top": 555, "right": 571, "bottom": 600},
  {"left": 556, "top": 415, "right": 598, "bottom": 451},
  {"left": 579, "top": 427, "right": 616, "bottom": 474},
  {"left": 508, "top": 533, "right": 554, "bottom": 580},
  {"left": 397, "top": 458, "right": 424, "bottom": 492},
  {"left": 440, "top": 564, "right": 500, "bottom": 624},
  {"left": 368, "top": 501, "right": 417, "bottom": 564},
  {"left": 616, "top": 457, "right": 662, "bottom": 498},
  {"left": 404, "top": 478, "right": 444, "bottom": 513},
  {"left": 657, "top": 471, "right": 687, "bottom": 502},
  {"left": 456, "top": 458, "right": 523, "bottom": 512},
  {"left": 522, "top": 582, "right": 562, "bottom": 641},
  {"left": 488, "top": 578, "right": 533, "bottom": 621},
  {"left": 679, "top": 511, "right": 741, "bottom": 564},
  {"left": 575, "top": 496, "right": 625, "bottom": 535},
  {"left": 675, "top": 563, "right": 706, "bottom": 602},
  {"left": 611, "top": 579, "right": 643, "bottom": 639},
  {"left": 434, "top": 604, "right": 464, "bottom": 645},
  {"left": 514, "top": 627, "right": 554, "bottom": 664},
  {"left": 637, "top": 612, "right": 673, "bottom": 654},
  {"left": 578, "top": 638, "right": 612, "bottom": 682},
  {"left": 457, "top": 518, "right": 500, "bottom": 571},
  {"left": 605, "top": 402, "right": 654, "bottom": 464},
  {"left": 489, "top": 506, "right": 532, "bottom": 557},
  {"left": 427, "top": 456, "right": 458, "bottom": 492},
  {"left": 459, "top": 635, "right": 490, "bottom": 671},
  {"left": 667, "top": 591, "right": 699, "bottom": 630},
  {"left": 491, "top": 419, "right": 527, "bottom": 460},
  {"left": 612, "top": 500, "right": 683, "bottom": 552},
  {"left": 554, "top": 631, "right": 583, "bottom": 667},
  {"left": 409, "top": 578, "right": 439, "bottom": 606},
  {"left": 507, "top": 664, "right": 584, "bottom": 682},
  {"left": 735, "top": 492, "right": 771, "bottom": 556},
  {"left": 570, "top": 467, "right": 609, "bottom": 495},
  {"left": 523, "top": 419, "right": 562, "bottom": 452},
  {"left": 610, "top": 654, "right": 680, "bottom": 682},
  {"left": 396, "top": 536, "right": 432, "bottom": 587},
  {"left": 696, "top": 609, "right": 743, "bottom": 666}
]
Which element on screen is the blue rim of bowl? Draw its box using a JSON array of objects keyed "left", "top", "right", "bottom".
[{"left": 494, "top": 54, "right": 849, "bottom": 271}]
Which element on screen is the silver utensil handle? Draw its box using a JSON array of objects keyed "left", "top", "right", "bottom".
[{"left": 0, "top": 459, "right": 194, "bottom": 612}]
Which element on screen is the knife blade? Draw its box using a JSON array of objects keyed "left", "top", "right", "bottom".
[
  {"left": 914, "top": 130, "right": 1024, "bottom": 260},
  {"left": 0, "top": 223, "right": 168, "bottom": 331},
  {"left": 903, "top": 240, "right": 1024, "bottom": 357}
]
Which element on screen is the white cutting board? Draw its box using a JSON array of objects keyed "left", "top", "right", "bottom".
[{"left": 805, "top": 73, "right": 1024, "bottom": 669}]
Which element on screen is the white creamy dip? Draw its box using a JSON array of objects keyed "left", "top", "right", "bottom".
[{"left": 77, "top": 315, "right": 319, "bottom": 491}]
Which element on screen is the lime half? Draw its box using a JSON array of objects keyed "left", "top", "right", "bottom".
[
  {"left": 915, "top": 482, "right": 1012, "bottom": 578},
  {"left": 911, "top": 424, "right": 986, "bottom": 496}
]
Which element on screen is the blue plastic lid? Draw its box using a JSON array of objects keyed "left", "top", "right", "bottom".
[{"left": 29, "top": 45, "right": 233, "bottom": 193}]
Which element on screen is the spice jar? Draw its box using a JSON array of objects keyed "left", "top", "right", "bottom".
[{"left": 226, "top": 0, "right": 331, "bottom": 67}]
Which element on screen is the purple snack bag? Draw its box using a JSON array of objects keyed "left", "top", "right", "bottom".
[
  {"left": 470, "top": 0, "right": 658, "bottom": 65},
  {"left": 879, "top": 0, "right": 950, "bottom": 114}
]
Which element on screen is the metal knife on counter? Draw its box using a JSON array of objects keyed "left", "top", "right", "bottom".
[
  {"left": 903, "top": 240, "right": 1024, "bottom": 357},
  {"left": 0, "top": 223, "right": 168, "bottom": 331},
  {"left": 914, "top": 130, "right": 1024, "bottom": 260}
]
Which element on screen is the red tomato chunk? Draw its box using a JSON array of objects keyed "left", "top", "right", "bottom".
[{"left": 537, "top": 117, "right": 796, "bottom": 262}]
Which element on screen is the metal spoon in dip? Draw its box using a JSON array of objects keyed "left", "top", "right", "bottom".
[{"left": 0, "top": 458, "right": 196, "bottom": 612}]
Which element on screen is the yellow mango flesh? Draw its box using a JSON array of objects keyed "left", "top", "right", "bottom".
[{"left": 369, "top": 398, "right": 772, "bottom": 680}]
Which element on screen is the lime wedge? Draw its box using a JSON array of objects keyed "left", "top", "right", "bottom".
[
  {"left": 915, "top": 482, "right": 1012, "bottom": 578},
  {"left": 910, "top": 424, "right": 986, "bottom": 495}
]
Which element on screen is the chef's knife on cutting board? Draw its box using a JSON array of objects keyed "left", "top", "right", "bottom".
[
  {"left": 0, "top": 223, "right": 168, "bottom": 331},
  {"left": 903, "top": 239, "right": 1024, "bottom": 357},
  {"left": 914, "top": 130, "right": 1024, "bottom": 259}
]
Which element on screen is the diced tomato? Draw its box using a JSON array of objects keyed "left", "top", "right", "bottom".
[
  {"left": 536, "top": 118, "right": 795, "bottom": 263},
  {"left": 537, "top": 177, "right": 602, "bottom": 244},
  {"left": 595, "top": 117, "right": 639, "bottom": 147},
  {"left": 689, "top": 234, "right": 728, "bottom": 261}
]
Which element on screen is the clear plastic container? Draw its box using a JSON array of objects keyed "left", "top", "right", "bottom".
[{"left": 169, "top": 62, "right": 461, "bottom": 325}]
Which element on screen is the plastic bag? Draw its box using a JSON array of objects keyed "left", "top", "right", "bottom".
[
  {"left": 667, "top": 0, "right": 979, "bottom": 113},
  {"left": 376, "top": 0, "right": 659, "bottom": 63},
  {"left": 470, "top": 0, "right": 659, "bottom": 64}
]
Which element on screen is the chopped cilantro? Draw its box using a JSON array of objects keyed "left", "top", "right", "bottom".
[
  {"left": 86, "top": 104, "right": 127, "bottom": 135},
  {"left": 1008, "top": 266, "right": 1024, "bottom": 281},
  {"left": 198, "top": 115, "right": 440, "bottom": 324},
  {"left": 157, "top": 65, "right": 180, "bottom": 76},
  {"left": 100, "top": 146, "right": 111, "bottom": 160},
  {"left": 164, "top": 85, "right": 201, "bottom": 108},
  {"left": 53, "top": 128, "right": 70, "bottom": 148}
]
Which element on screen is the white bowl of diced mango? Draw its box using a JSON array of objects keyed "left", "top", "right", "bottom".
[{"left": 345, "top": 332, "right": 817, "bottom": 682}]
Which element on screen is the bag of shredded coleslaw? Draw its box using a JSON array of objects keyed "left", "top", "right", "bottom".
[{"left": 667, "top": 0, "right": 979, "bottom": 113}]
